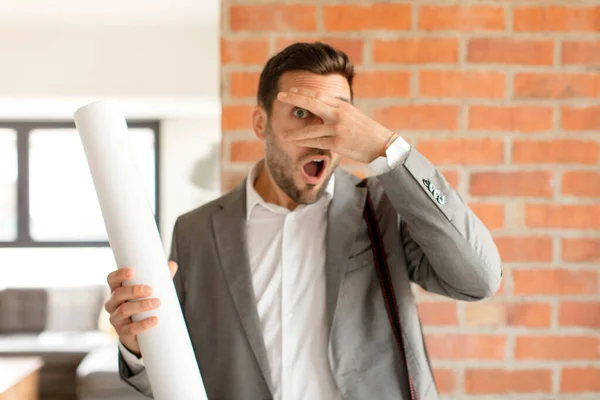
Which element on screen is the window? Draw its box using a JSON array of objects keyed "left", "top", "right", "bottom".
[
  {"left": 0, "top": 129, "right": 17, "bottom": 241},
  {"left": 0, "top": 121, "right": 160, "bottom": 288}
]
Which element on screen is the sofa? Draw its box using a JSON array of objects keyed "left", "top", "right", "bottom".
[{"left": 0, "top": 286, "right": 147, "bottom": 400}]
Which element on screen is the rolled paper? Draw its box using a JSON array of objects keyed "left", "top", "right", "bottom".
[{"left": 74, "top": 100, "right": 207, "bottom": 400}]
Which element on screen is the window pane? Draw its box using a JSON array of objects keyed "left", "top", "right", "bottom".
[
  {"left": 29, "top": 128, "right": 156, "bottom": 241},
  {"left": 0, "top": 129, "right": 17, "bottom": 241}
]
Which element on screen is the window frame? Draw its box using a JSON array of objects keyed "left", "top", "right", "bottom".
[{"left": 0, "top": 120, "right": 161, "bottom": 248}]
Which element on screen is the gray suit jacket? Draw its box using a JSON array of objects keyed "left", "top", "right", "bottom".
[{"left": 119, "top": 148, "right": 502, "bottom": 399}]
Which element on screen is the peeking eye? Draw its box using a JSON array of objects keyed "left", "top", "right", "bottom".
[{"left": 293, "top": 108, "right": 310, "bottom": 119}]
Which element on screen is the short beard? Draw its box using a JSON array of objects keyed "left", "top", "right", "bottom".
[{"left": 264, "top": 124, "right": 335, "bottom": 205}]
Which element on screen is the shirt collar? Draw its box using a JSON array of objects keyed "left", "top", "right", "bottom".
[{"left": 245, "top": 160, "right": 335, "bottom": 220}]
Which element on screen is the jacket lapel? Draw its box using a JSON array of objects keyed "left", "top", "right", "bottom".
[
  {"left": 212, "top": 180, "right": 274, "bottom": 395},
  {"left": 324, "top": 169, "right": 367, "bottom": 333}
]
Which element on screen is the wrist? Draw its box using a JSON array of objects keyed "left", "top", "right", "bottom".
[
  {"left": 121, "top": 340, "right": 142, "bottom": 358},
  {"left": 379, "top": 131, "right": 398, "bottom": 158}
]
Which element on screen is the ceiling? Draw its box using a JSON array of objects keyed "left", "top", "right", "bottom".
[{"left": 0, "top": 0, "right": 219, "bottom": 27}]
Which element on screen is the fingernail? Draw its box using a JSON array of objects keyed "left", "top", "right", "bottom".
[
  {"left": 277, "top": 92, "right": 287, "bottom": 99},
  {"left": 151, "top": 299, "right": 161, "bottom": 307},
  {"left": 290, "top": 88, "right": 298, "bottom": 93},
  {"left": 143, "top": 286, "right": 152, "bottom": 295}
]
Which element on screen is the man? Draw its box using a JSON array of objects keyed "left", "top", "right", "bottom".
[{"left": 106, "top": 42, "right": 502, "bottom": 399}]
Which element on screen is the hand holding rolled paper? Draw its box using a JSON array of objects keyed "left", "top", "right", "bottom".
[{"left": 104, "top": 262, "right": 178, "bottom": 357}]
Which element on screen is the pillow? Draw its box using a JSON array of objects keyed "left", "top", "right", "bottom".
[
  {"left": 0, "top": 288, "right": 47, "bottom": 333},
  {"left": 45, "top": 286, "right": 107, "bottom": 331}
]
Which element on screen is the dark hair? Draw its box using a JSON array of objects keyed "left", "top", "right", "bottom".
[{"left": 257, "top": 42, "right": 355, "bottom": 114}]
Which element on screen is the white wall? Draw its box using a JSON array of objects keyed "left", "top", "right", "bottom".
[
  {"left": 160, "top": 118, "right": 221, "bottom": 252},
  {"left": 0, "top": 27, "right": 218, "bottom": 99}
]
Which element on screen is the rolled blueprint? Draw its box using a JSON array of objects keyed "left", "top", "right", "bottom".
[{"left": 74, "top": 100, "right": 207, "bottom": 400}]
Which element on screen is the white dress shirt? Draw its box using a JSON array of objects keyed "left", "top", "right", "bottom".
[{"left": 120, "top": 136, "right": 411, "bottom": 399}]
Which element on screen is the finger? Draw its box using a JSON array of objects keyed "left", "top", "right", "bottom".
[
  {"left": 290, "top": 87, "right": 344, "bottom": 109},
  {"left": 111, "top": 310, "right": 133, "bottom": 330},
  {"left": 104, "top": 284, "right": 152, "bottom": 314},
  {"left": 110, "top": 298, "right": 161, "bottom": 326},
  {"left": 282, "top": 125, "right": 334, "bottom": 142},
  {"left": 277, "top": 91, "right": 335, "bottom": 122},
  {"left": 168, "top": 261, "right": 178, "bottom": 278},
  {"left": 290, "top": 87, "right": 317, "bottom": 98},
  {"left": 107, "top": 268, "right": 133, "bottom": 292},
  {"left": 118, "top": 317, "right": 158, "bottom": 337},
  {"left": 290, "top": 136, "right": 336, "bottom": 150},
  {"left": 318, "top": 94, "right": 344, "bottom": 108}
]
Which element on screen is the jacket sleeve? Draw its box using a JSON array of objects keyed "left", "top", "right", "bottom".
[
  {"left": 118, "top": 218, "right": 186, "bottom": 396},
  {"left": 375, "top": 147, "right": 503, "bottom": 301}
]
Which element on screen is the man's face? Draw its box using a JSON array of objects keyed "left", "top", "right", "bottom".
[{"left": 257, "top": 71, "right": 351, "bottom": 205}]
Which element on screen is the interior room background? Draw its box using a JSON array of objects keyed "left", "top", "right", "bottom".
[
  {"left": 0, "top": 2, "right": 221, "bottom": 398},
  {"left": 0, "top": 0, "right": 599, "bottom": 399}
]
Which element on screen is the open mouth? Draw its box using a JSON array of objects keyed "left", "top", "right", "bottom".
[{"left": 301, "top": 157, "right": 327, "bottom": 185}]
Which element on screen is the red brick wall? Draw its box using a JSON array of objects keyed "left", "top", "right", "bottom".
[{"left": 220, "top": 1, "right": 600, "bottom": 397}]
